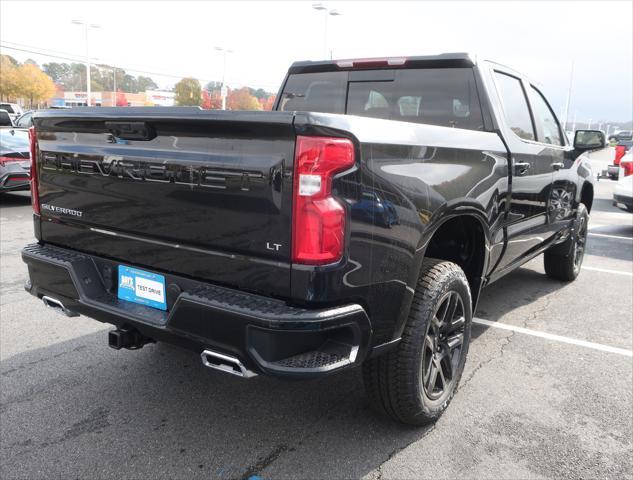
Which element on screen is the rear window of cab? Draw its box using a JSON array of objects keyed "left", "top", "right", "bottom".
[{"left": 279, "top": 68, "right": 484, "bottom": 131}]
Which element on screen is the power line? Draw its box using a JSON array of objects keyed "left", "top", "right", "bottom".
[{"left": 0, "top": 42, "right": 281, "bottom": 91}]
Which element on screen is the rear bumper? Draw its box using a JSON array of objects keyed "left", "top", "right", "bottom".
[{"left": 22, "top": 243, "right": 372, "bottom": 378}]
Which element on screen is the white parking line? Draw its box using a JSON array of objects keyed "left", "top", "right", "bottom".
[
  {"left": 588, "top": 232, "right": 633, "bottom": 241},
  {"left": 473, "top": 318, "right": 633, "bottom": 357},
  {"left": 582, "top": 266, "right": 633, "bottom": 276}
]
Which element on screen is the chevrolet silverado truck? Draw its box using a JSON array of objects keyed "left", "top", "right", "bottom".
[{"left": 22, "top": 54, "right": 604, "bottom": 425}]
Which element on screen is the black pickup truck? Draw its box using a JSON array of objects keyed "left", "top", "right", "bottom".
[{"left": 23, "top": 54, "right": 604, "bottom": 425}]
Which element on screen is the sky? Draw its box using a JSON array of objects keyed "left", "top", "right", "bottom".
[{"left": 1, "top": 0, "right": 631, "bottom": 124}]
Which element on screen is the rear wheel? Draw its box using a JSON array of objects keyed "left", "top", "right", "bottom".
[
  {"left": 363, "top": 259, "right": 472, "bottom": 425},
  {"left": 544, "top": 203, "right": 589, "bottom": 281}
]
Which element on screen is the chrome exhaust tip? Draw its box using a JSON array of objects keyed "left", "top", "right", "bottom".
[
  {"left": 200, "top": 349, "right": 257, "bottom": 378},
  {"left": 42, "top": 295, "right": 79, "bottom": 317}
]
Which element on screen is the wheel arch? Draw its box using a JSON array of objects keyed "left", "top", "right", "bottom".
[
  {"left": 580, "top": 181, "right": 594, "bottom": 213},
  {"left": 416, "top": 212, "right": 490, "bottom": 311}
]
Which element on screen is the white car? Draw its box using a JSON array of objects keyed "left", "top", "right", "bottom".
[
  {"left": 613, "top": 152, "right": 633, "bottom": 212},
  {"left": 0, "top": 103, "right": 23, "bottom": 122}
]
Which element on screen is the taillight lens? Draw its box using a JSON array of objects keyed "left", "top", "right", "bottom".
[
  {"left": 28, "top": 127, "right": 40, "bottom": 215},
  {"left": 292, "top": 136, "right": 355, "bottom": 265},
  {"left": 621, "top": 160, "right": 633, "bottom": 177},
  {"left": 615, "top": 145, "right": 626, "bottom": 165}
]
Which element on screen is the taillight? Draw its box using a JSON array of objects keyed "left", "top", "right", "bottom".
[
  {"left": 615, "top": 145, "right": 626, "bottom": 165},
  {"left": 622, "top": 160, "right": 633, "bottom": 177},
  {"left": 292, "top": 136, "right": 355, "bottom": 265},
  {"left": 28, "top": 126, "right": 40, "bottom": 215}
]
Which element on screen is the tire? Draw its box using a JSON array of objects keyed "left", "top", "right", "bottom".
[
  {"left": 363, "top": 259, "right": 472, "bottom": 425},
  {"left": 544, "top": 203, "right": 589, "bottom": 281}
]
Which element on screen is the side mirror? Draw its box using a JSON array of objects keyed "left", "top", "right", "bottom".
[{"left": 574, "top": 130, "right": 606, "bottom": 152}]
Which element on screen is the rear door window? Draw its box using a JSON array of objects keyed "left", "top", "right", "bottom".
[{"left": 494, "top": 72, "right": 536, "bottom": 141}]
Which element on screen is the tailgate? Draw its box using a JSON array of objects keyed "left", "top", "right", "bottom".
[{"left": 33, "top": 108, "right": 296, "bottom": 298}]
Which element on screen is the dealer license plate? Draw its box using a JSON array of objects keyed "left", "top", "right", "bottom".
[{"left": 117, "top": 265, "right": 167, "bottom": 311}]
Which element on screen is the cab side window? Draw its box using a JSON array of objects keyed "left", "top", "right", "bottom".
[
  {"left": 494, "top": 72, "right": 535, "bottom": 141},
  {"left": 530, "top": 86, "right": 563, "bottom": 146}
]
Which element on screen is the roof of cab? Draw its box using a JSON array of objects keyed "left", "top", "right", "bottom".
[{"left": 288, "top": 53, "right": 477, "bottom": 74}]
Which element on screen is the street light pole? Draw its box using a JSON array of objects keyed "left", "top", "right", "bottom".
[
  {"left": 113, "top": 66, "right": 117, "bottom": 106},
  {"left": 72, "top": 20, "right": 100, "bottom": 107},
  {"left": 312, "top": 4, "right": 342, "bottom": 59},
  {"left": 562, "top": 60, "right": 574, "bottom": 131},
  {"left": 215, "top": 46, "right": 233, "bottom": 110}
]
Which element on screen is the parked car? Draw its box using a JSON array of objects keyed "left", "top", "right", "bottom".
[
  {"left": 14, "top": 110, "right": 34, "bottom": 128},
  {"left": 608, "top": 130, "right": 633, "bottom": 143},
  {"left": 0, "top": 128, "right": 31, "bottom": 193},
  {"left": 23, "top": 53, "right": 601, "bottom": 425},
  {"left": 607, "top": 139, "right": 633, "bottom": 180},
  {"left": 0, "top": 109, "right": 13, "bottom": 127},
  {"left": 0, "top": 103, "right": 24, "bottom": 122},
  {"left": 613, "top": 152, "right": 633, "bottom": 212}
]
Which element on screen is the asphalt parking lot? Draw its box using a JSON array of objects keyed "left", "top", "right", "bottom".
[{"left": 1, "top": 178, "right": 632, "bottom": 479}]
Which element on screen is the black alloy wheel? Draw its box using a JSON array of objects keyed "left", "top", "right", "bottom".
[{"left": 421, "top": 290, "right": 466, "bottom": 401}]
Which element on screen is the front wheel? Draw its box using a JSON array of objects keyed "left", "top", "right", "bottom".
[
  {"left": 363, "top": 259, "right": 472, "bottom": 425},
  {"left": 544, "top": 203, "right": 589, "bottom": 281}
]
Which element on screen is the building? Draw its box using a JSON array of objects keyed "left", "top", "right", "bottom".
[{"left": 52, "top": 90, "right": 175, "bottom": 107}]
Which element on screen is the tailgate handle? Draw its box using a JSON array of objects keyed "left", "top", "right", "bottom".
[{"left": 105, "top": 121, "right": 156, "bottom": 141}]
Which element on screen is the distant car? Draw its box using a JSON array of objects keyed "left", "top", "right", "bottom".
[
  {"left": 0, "top": 128, "right": 31, "bottom": 193},
  {"left": 14, "top": 110, "right": 34, "bottom": 128},
  {"left": 608, "top": 130, "right": 633, "bottom": 143},
  {"left": 0, "top": 109, "right": 13, "bottom": 127},
  {"left": 0, "top": 103, "right": 24, "bottom": 122},
  {"left": 613, "top": 152, "right": 633, "bottom": 212}
]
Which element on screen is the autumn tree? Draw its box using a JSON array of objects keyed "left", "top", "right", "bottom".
[
  {"left": 18, "top": 63, "right": 56, "bottom": 108},
  {"left": 262, "top": 95, "right": 276, "bottom": 111},
  {"left": 174, "top": 77, "right": 202, "bottom": 106},
  {"left": 200, "top": 89, "right": 222, "bottom": 109},
  {"left": 227, "top": 87, "right": 261, "bottom": 111},
  {"left": 0, "top": 55, "right": 21, "bottom": 101}
]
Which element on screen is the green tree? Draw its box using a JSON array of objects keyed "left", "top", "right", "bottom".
[
  {"left": 175, "top": 77, "right": 202, "bottom": 106},
  {"left": 43, "top": 62, "right": 71, "bottom": 85},
  {"left": 205, "top": 81, "right": 223, "bottom": 92},
  {"left": 253, "top": 88, "right": 268, "bottom": 100},
  {"left": 137, "top": 75, "right": 158, "bottom": 91}
]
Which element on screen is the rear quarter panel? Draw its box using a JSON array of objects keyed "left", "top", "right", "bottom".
[{"left": 292, "top": 113, "right": 508, "bottom": 344}]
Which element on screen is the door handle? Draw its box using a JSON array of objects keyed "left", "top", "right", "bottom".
[
  {"left": 514, "top": 161, "right": 531, "bottom": 176},
  {"left": 551, "top": 162, "right": 565, "bottom": 171}
]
